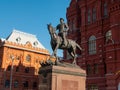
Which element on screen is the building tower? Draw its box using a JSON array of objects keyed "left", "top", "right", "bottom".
[
  {"left": 66, "top": 0, "right": 120, "bottom": 90},
  {"left": 0, "top": 30, "right": 50, "bottom": 90}
]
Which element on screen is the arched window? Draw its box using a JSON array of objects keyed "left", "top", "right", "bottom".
[
  {"left": 88, "top": 9, "right": 91, "bottom": 24},
  {"left": 26, "top": 54, "right": 31, "bottom": 62},
  {"left": 88, "top": 35, "right": 96, "bottom": 55}
]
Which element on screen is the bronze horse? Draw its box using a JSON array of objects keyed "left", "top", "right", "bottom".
[{"left": 47, "top": 24, "right": 82, "bottom": 64}]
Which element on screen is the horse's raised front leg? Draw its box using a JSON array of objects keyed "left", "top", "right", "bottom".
[{"left": 52, "top": 43, "right": 59, "bottom": 57}]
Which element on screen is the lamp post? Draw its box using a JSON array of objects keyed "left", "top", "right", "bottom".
[{"left": 10, "top": 55, "right": 14, "bottom": 90}]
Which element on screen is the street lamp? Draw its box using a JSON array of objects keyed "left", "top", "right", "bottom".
[{"left": 10, "top": 55, "right": 14, "bottom": 90}]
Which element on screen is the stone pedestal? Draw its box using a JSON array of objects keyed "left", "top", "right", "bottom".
[{"left": 39, "top": 65, "right": 86, "bottom": 90}]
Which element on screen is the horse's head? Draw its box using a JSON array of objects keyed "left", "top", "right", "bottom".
[{"left": 47, "top": 23, "right": 55, "bottom": 35}]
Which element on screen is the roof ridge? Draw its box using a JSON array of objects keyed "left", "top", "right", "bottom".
[{"left": 13, "top": 29, "right": 36, "bottom": 38}]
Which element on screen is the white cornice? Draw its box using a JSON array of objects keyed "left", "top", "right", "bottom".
[{"left": 3, "top": 44, "right": 49, "bottom": 55}]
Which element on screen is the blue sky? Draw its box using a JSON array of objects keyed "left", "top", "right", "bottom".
[{"left": 0, "top": 0, "right": 70, "bottom": 56}]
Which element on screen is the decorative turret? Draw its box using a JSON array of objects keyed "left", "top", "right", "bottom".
[
  {"left": 66, "top": 0, "right": 80, "bottom": 36},
  {"left": 109, "top": 1, "right": 120, "bottom": 43}
]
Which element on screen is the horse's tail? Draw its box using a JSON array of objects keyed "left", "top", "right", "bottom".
[{"left": 76, "top": 43, "right": 83, "bottom": 51}]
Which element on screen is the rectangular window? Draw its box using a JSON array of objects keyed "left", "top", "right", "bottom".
[
  {"left": 89, "top": 40, "right": 96, "bottom": 55},
  {"left": 87, "top": 9, "right": 91, "bottom": 24},
  {"left": 92, "top": 8, "right": 96, "bottom": 22},
  {"left": 104, "top": 3, "right": 108, "bottom": 17}
]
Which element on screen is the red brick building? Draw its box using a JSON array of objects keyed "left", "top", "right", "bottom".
[
  {"left": 0, "top": 30, "right": 50, "bottom": 90},
  {"left": 65, "top": 0, "right": 120, "bottom": 90}
]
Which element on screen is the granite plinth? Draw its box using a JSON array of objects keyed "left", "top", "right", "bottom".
[{"left": 39, "top": 65, "right": 86, "bottom": 90}]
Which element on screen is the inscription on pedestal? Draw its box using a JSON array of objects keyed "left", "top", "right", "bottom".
[{"left": 62, "top": 80, "right": 78, "bottom": 90}]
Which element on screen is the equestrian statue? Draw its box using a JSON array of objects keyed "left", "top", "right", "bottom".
[{"left": 47, "top": 18, "right": 82, "bottom": 65}]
